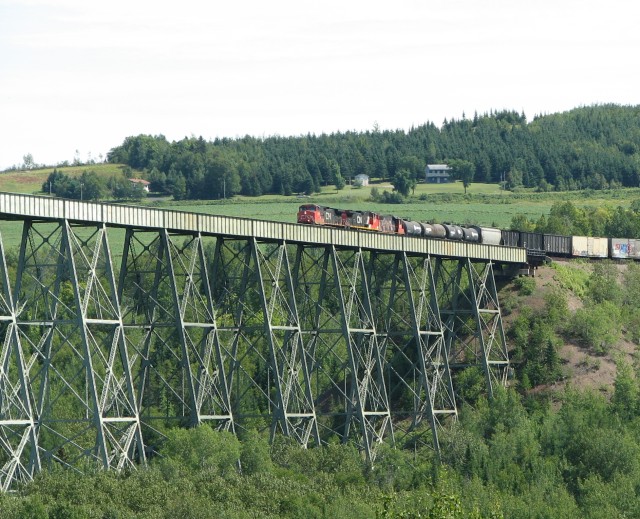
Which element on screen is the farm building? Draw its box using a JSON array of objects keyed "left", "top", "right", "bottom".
[{"left": 425, "top": 164, "right": 451, "bottom": 183}]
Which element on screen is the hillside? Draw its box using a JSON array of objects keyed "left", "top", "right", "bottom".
[
  {"left": 106, "top": 104, "right": 640, "bottom": 201},
  {"left": 500, "top": 257, "right": 638, "bottom": 397}
]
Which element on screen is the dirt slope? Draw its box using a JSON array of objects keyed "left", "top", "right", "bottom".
[{"left": 502, "top": 259, "right": 636, "bottom": 397}]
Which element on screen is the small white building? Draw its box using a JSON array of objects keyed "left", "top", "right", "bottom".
[
  {"left": 354, "top": 173, "right": 369, "bottom": 186},
  {"left": 425, "top": 164, "right": 451, "bottom": 184},
  {"left": 129, "top": 178, "right": 151, "bottom": 192}
]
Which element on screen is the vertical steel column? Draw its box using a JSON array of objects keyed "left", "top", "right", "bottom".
[
  {"left": 0, "top": 226, "right": 39, "bottom": 491},
  {"left": 250, "top": 238, "right": 319, "bottom": 446},
  {"left": 330, "top": 246, "right": 391, "bottom": 463}
]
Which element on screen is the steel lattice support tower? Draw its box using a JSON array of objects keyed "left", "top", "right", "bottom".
[
  {"left": 437, "top": 258, "right": 509, "bottom": 397},
  {"left": 366, "top": 252, "right": 457, "bottom": 459},
  {"left": 118, "top": 229, "right": 234, "bottom": 448},
  {"left": 0, "top": 229, "right": 39, "bottom": 490},
  {"left": 329, "top": 246, "right": 392, "bottom": 463},
  {"left": 250, "top": 238, "right": 319, "bottom": 446},
  {"left": 10, "top": 220, "right": 145, "bottom": 474}
]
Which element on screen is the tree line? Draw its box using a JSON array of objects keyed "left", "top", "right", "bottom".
[
  {"left": 511, "top": 199, "right": 640, "bottom": 238},
  {"left": 106, "top": 104, "right": 640, "bottom": 200},
  {"left": 43, "top": 168, "right": 147, "bottom": 201}
]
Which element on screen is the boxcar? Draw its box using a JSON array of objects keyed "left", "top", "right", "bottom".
[
  {"left": 610, "top": 238, "right": 640, "bottom": 259},
  {"left": 572, "top": 236, "right": 608, "bottom": 258}
]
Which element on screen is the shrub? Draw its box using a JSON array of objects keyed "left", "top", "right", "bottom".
[
  {"left": 568, "top": 301, "right": 622, "bottom": 354},
  {"left": 514, "top": 276, "right": 536, "bottom": 295}
]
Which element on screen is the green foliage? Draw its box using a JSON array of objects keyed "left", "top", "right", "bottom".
[
  {"left": 392, "top": 168, "right": 416, "bottom": 197},
  {"left": 611, "top": 359, "right": 639, "bottom": 421},
  {"left": 454, "top": 367, "right": 486, "bottom": 405},
  {"left": 447, "top": 159, "right": 475, "bottom": 194},
  {"left": 160, "top": 425, "right": 241, "bottom": 476},
  {"left": 509, "top": 213, "right": 535, "bottom": 232},
  {"left": 569, "top": 300, "right": 621, "bottom": 354},
  {"left": 587, "top": 262, "right": 622, "bottom": 304},
  {"left": 550, "top": 262, "right": 590, "bottom": 297},
  {"left": 513, "top": 276, "right": 535, "bottom": 295},
  {"left": 543, "top": 287, "right": 570, "bottom": 328},
  {"left": 44, "top": 168, "right": 146, "bottom": 201},
  {"left": 240, "top": 429, "right": 273, "bottom": 475},
  {"left": 5, "top": 386, "right": 640, "bottom": 519},
  {"left": 508, "top": 286, "right": 566, "bottom": 387}
]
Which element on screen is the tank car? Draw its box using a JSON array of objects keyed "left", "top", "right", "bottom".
[{"left": 442, "top": 224, "right": 464, "bottom": 240}]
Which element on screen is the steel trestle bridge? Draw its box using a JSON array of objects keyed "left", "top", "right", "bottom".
[{"left": 0, "top": 192, "right": 525, "bottom": 491}]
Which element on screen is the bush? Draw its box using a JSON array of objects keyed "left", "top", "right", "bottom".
[
  {"left": 514, "top": 276, "right": 536, "bottom": 295},
  {"left": 568, "top": 301, "right": 622, "bottom": 354}
]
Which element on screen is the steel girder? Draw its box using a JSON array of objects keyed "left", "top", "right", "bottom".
[{"left": 0, "top": 219, "right": 510, "bottom": 490}]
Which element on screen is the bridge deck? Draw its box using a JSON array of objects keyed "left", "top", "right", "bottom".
[{"left": 0, "top": 192, "right": 526, "bottom": 263}]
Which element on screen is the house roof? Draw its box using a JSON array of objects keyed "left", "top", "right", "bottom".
[{"left": 129, "top": 178, "right": 151, "bottom": 185}]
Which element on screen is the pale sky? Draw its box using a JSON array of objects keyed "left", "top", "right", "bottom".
[{"left": 1, "top": 0, "right": 639, "bottom": 170}]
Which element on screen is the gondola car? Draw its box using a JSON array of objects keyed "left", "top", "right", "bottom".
[{"left": 543, "top": 234, "right": 572, "bottom": 257}]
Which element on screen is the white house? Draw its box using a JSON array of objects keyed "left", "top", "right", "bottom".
[
  {"left": 354, "top": 173, "right": 369, "bottom": 186},
  {"left": 129, "top": 178, "right": 151, "bottom": 192},
  {"left": 425, "top": 164, "right": 451, "bottom": 183}
]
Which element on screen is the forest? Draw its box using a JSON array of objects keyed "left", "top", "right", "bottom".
[{"left": 105, "top": 104, "right": 640, "bottom": 200}]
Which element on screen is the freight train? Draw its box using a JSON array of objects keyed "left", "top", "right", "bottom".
[{"left": 297, "top": 204, "right": 640, "bottom": 261}]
